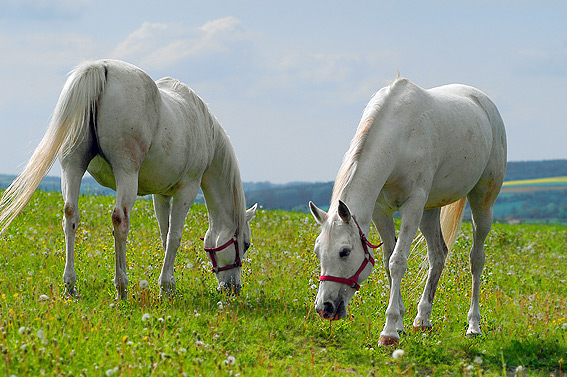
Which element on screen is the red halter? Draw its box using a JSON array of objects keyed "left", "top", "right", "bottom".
[
  {"left": 319, "top": 216, "right": 382, "bottom": 291},
  {"left": 201, "top": 230, "right": 241, "bottom": 273}
]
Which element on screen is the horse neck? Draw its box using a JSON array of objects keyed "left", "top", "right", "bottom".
[
  {"left": 200, "top": 126, "right": 246, "bottom": 235},
  {"left": 330, "top": 121, "right": 396, "bottom": 234}
]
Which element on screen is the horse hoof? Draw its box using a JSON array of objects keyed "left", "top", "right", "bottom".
[
  {"left": 466, "top": 331, "right": 482, "bottom": 338},
  {"left": 378, "top": 336, "right": 399, "bottom": 346},
  {"left": 413, "top": 325, "right": 433, "bottom": 333},
  {"left": 65, "top": 288, "right": 79, "bottom": 298}
]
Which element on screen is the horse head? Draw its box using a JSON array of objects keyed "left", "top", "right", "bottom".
[{"left": 309, "top": 200, "right": 377, "bottom": 320}]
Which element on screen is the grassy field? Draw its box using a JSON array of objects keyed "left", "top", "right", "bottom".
[{"left": 0, "top": 190, "right": 566, "bottom": 376}]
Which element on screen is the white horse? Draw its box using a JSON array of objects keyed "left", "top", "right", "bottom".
[
  {"left": 309, "top": 76, "right": 506, "bottom": 345},
  {"left": 0, "top": 59, "right": 257, "bottom": 299}
]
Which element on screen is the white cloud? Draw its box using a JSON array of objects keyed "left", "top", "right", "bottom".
[
  {"left": 0, "top": 33, "right": 100, "bottom": 104},
  {"left": 111, "top": 17, "right": 252, "bottom": 70}
]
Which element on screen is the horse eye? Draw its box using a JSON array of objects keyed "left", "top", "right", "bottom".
[
  {"left": 244, "top": 242, "right": 251, "bottom": 251},
  {"left": 339, "top": 248, "right": 351, "bottom": 258}
]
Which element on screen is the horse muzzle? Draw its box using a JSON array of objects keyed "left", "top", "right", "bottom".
[{"left": 316, "top": 299, "right": 347, "bottom": 321}]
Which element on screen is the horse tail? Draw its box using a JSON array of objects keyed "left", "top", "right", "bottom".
[
  {"left": 0, "top": 61, "right": 106, "bottom": 233},
  {"left": 440, "top": 196, "right": 467, "bottom": 251}
]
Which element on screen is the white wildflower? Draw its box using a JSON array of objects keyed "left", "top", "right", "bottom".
[
  {"left": 516, "top": 365, "right": 524, "bottom": 374},
  {"left": 217, "top": 301, "right": 224, "bottom": 310},
  {"left": 392, "top": 349, "right": 405, "bottom": 359},
  {"left": 465, "top": 365, "right": 474, "bottom": 371},
  {"left": 18, "top": 326, "right": 26, "bottom": 335},
  {"left": 223, "top": 355, "right": 236, "bottom": 366},
  {"left": 158, "top": 317, "right": 164, "bottom": 323},
  {"left": 474, "top": 356, "right": 483, "bottom": 365},
  {"left": 38, "top": 294, "right": 49, "bottom": 302},
  {"left": 142, "top": 313, "right": 150, "bottom": 322},
  {"left": 310, "top": 284, "right": 317, "bottom": 290},
  {"left": 37, "top": 329, "right": 46, "bottom": 341},
  {"left": 139, "top": 280, "right": 149, "bottom": 289}
]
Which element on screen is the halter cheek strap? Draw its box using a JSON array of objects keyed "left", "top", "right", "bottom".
[
  {"left": 201, "top": 230, "right": 241, "bottom": 273},
  {"left": 319, "top": 216, "right": 382, "bottom": 291}
]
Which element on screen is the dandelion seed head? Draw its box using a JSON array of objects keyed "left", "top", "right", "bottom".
[
  {"left": 142, "top": 313, "right": 150, "bottom": 322},
  {"left": 139, "top": 280, "right": 149, "bottom": 289},
  {"left": 392, "top": 349, "right": 405, "bottom": 359},
  {"left": 39, "top": 294, "right": 49, "bottom": 302},
  {"left": 474, "top": 356, "right": 483, "bottom": 365},
  {"left": 18, "top": 326, "right": 26, "bottom": 334}
]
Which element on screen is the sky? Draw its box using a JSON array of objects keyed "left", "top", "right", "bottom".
[{"left": 1, "top": 1, "right": 566, "bottom": 184}]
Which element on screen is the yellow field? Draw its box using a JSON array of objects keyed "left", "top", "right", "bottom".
[{"left": 502, "top": 176, "right": 567, "bottom": 186}]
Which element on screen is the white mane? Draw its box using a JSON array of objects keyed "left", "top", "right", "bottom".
[{"left": 330, "top": 75, "right": 403, "bottom": 213}]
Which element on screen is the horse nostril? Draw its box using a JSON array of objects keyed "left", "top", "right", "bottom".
[{"left": 323, "top": 302, "right": 335, "bottom": 316}]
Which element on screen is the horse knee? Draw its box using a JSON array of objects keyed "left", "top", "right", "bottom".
[
  {"left": 63, "top": 203, "right": 80, "bottom": 230},
  {"left": 389, "top": 254, "right": 408, "bottom": 279}
]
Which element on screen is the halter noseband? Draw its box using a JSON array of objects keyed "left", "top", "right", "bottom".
[
  {"left": 319, "top": 216, "right": 382, "bottom": 291},
  {"left": 201, "top": 230, "right": 241, "bottom": 273}
]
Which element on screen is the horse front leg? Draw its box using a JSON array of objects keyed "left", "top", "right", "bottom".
[
  {"left": 157, "top": 184, "right": 199, "bottom": 297},
  {"left": 379, "top": 197, "right": 425, "bottom": 346},
  {"left": 153, "top": 194, "right": 171, "bottom": 250}
]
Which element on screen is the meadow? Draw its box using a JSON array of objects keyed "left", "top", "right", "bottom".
[{"left": 0, "top": 190, "right": 565, "bottom": 376}]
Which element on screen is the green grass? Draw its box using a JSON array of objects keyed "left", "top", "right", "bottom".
[{"left": 1, "top": 190, "right": 566, "bottom": 376}]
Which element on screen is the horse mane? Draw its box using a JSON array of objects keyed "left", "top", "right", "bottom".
[
  {"left": 329, "top": 74, "right": 403, "bottom": 213},
  {"left": 191, "top": 90, "right": 247, "bottom": 232},
  {"left": 212, "top": 120, "right": 247, "bottom": 232}
]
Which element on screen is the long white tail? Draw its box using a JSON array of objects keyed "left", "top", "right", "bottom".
[
  {"left": 0, "top": 62, "right": 106, "bottom": 233},
  {"left": 439, "top": 196, "right": 466, "bottom": 251}
]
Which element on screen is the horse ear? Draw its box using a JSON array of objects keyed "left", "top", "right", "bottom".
[
  {"left": 337, "top": 200, "right": 351, "bottom": 224},
  {"left": 309, "top": 201, "right": 327, "bottom": 225},
  {"left": 246, "top": 203, "right": 258, "bottom": 223}
]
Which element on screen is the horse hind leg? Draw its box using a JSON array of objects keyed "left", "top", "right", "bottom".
[
  {"left": 61, "top": 140, "right": 96, "bottom": 296},
  {"left": 466, "top": 186, "right": 498, "bottom": 337},
  {"left": 413, "top": 208, "right": 448, "bottom": 331},
  {"left": 111, "top": 170, "right": 139, "bottom": 300},
  {"left": 61, "top": 167, "right": 84, "bottom": 296}
]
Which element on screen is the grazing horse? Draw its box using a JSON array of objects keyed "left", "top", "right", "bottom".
[
  {"left": 309, "top": 76, "right": 506, "bottom": 345},
  {"left": 0, "top": 59, "right": 257, "bottom": 299}
]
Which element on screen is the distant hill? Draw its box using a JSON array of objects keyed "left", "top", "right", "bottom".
[{"left": 2, "top": 159, "right": 567, "bottom": 220}]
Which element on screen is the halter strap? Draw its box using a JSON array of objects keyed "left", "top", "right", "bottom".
[
  {"left": 201, "top": 230, "right": 241, "bottom": 273},
  {"left": 319, "top": 216, "right": 382, "bottom": 290}
]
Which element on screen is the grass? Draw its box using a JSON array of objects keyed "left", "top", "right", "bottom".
[{"left": 0, "top": 190, "right": 566, "bottom": 376}]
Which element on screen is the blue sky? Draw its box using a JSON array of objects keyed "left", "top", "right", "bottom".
[{"left": 1, "top": 1, "right": 566, "bottom": 183}]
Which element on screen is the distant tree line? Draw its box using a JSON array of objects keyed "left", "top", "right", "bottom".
[{"left": 2, "top": 160, "right": 567, "bottom": 219}]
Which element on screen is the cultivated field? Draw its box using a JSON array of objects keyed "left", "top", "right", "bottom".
[{"left": 1, "top": 191, "right": 565, "bottom": 376}]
